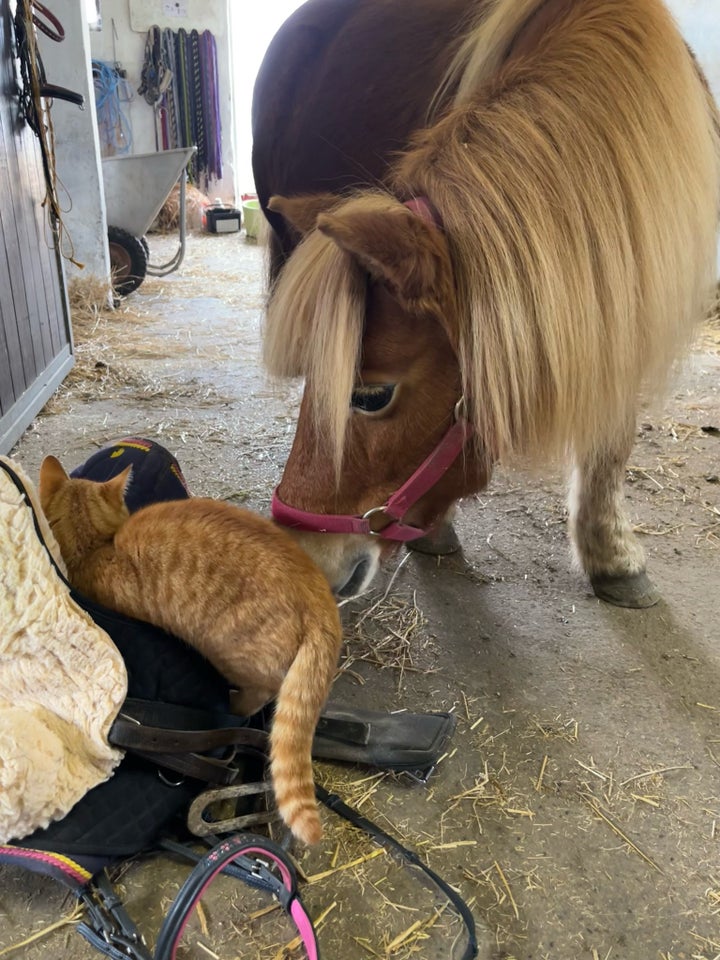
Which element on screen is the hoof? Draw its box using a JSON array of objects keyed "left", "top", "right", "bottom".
[
  {"left": 590, "top": 570, "right": 661, "bottom": 608},
  {"left": 407, "top": 522, "right": 461, "bottom": 556}
]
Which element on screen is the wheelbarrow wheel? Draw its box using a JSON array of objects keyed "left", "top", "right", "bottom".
[{"left": 108, "top": 225, "right": 148, "bottom": 296}]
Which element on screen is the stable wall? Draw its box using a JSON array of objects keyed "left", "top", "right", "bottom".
[
  {"left": 89, "top": 0, "right": 236, "bottom": 201},
  {"left": 0, "top": 2, "right": 74, "bottom": 452},
  {"left": 37, "top": 0, "right": 110, "bottom": 282},
  {"left": 666, "top": 0, "right": 720, "bottom": 97}
]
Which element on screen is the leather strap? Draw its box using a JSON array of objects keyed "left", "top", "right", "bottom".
[
  {"left": 30, "top": 0, "right": 65, "bottom": 41},
  {"left": 117, "top": 698, "right": 247, "bottom": 730},
  {"left": 131, "top": 750, "right": 247, "bottom": 786},
  {"left": 318, "top": 786, "right": 477, "bottom": 959},
  {"left": 314, "top": 715, "right": 369, "bottom": 745},
  {"left": 109, "top": 698, "right": 269, "bottom": 786},
  {"left": 110, "top": 716, "right": 268, "bottom": 755}
]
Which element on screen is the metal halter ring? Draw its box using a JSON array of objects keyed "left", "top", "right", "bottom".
[{"left": 361, "top": 505, "right": 389, "bottom": 535}]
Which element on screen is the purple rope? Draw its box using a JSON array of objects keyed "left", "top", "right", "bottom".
[
  {"left": 202, "top": 30, "right": 222, "bottom": 183},
  {"left": 157, "top": 28, "right": 222, "bottom": 186}
]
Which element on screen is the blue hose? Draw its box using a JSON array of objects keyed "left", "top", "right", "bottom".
[{"left": 92, "top": 59, "right": 133, "bottom": 155}]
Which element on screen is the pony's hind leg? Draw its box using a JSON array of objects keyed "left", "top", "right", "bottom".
[{"left": 569, "top": 420, "right": 660, "bottom": 608}]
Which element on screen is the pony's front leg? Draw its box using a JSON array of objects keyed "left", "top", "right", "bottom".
[{"left": 569, "top": 422, "right": 660, "bottom": 608}]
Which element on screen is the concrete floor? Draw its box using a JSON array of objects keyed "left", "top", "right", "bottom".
[{"left": 1, "top": 233, "right": 719, "bottom": 960}]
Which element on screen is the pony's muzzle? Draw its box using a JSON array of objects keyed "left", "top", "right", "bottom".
[
  {"left": 335, "top": 555, "right": 374, "bottom": 598},
  {"left": 285, "top": 530, "right": 381, "bottom": 597}
]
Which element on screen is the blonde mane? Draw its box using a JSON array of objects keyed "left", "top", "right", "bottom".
[
  {"left": 263, "top": 214, "right": 367, "bottom": 471},
  {"left": 395, "top": 0, "right": 720, "bottom": 464},
  {"left": 265, "top": 0, "right": 720, "bottom": 469},
  {"left": 428, "top": 0, "right": 544, "bottom": 120}
]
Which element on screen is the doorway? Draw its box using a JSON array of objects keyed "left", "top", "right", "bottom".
[{"left": 230, "top": 0, "right": 305, "bottom": 196}]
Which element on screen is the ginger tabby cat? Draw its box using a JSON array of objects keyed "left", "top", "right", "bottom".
[{"left": 39, "top": 455, "right": 342, "bottom": 846}]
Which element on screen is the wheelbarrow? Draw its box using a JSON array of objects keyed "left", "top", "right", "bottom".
[{"left": 101, "top": 145, "right": 197, "bottom": 296}]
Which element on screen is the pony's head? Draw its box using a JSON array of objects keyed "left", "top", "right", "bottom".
[{"left": 264, "top": 192, "right": 492, "bottom": 596}]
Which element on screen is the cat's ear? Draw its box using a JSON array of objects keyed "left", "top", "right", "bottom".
[
  {"left": 39, "top": 455, "right": 70, "bottom": 503},
  {"left": 105, "top": 466, "right": 133, "bottom": 507}
]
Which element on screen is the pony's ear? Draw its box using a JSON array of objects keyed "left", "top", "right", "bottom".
[
  {"left": 316, "top": 204, "right": 453, "bottom": 312},
  {"left": 39, "top": 455, "right": 69, "bottom": 503},
  {"left": 267, "top": 193, "right": 339, "bottom": 237}
]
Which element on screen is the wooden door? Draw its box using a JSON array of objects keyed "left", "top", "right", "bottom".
[{"left": 0, "top": 2, "right": 73, "bottom": 455}]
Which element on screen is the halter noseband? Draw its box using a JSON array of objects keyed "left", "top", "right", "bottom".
[{"left": 271, "top": 399, "right": 473, "bottom": 542}]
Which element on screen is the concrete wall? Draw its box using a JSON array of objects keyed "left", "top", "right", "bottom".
[
  {"left": 37, "top": 0, "right": 110, "bottom": 282},
  {"left": 89, "top": 0, "right": 236, "bottom": 200}
]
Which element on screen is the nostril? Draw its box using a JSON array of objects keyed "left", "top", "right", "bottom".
[{"left": 336, "top": 558, "right": 371, "bottom": 598}]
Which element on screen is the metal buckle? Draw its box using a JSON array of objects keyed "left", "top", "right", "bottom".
[
  {"left": 401, "top": 764, "right": 436, "bottom": 786},
  {"left": 158, "top": 770, "right": 186, "bottom": 787},
  {"left": 361, "top": 505, "right": 389, "bottom": 535},
  {"left": 79, "top": 873, "right": 152, "bottom": 960},
  {"left": 251, "top": 857, "right": 272, "bottom": 880},
  {"left": 247, "top": 855, "right": 296, "bottom": 910}
]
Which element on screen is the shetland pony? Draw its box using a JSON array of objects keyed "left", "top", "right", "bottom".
[{"left": 252, "top": 0, "right": 720, "bottom": 606}]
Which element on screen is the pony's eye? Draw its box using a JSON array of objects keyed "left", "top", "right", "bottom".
[{"left": 350, "top": 383, "right": 397, "bottom": 414}]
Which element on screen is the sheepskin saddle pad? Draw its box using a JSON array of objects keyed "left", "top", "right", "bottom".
[{"left": 0, "top": 456, "right": 127, "bottom": 845}]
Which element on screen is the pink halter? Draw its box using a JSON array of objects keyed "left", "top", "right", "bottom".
[{"left": 272, "top": 400, "right": 472, "bottom": 541}]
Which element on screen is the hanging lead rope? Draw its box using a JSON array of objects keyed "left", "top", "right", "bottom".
[
  {"left": 152, "top": 26, "right": 222, "bottom": 189},
  {"left": 201, "top": 30, "right": 222, "bottom": 184},
  {"left": 189, "top": 29, "right": 205, "bottom": 184}
]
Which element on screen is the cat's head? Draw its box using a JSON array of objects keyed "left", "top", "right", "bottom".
[{"left": 39, "top": 456, "right": 133, "bottom": 567}]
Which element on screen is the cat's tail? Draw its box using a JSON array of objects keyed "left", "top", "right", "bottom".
[{"left": 270, "top": 606, "right": 342, "bottom": 846}]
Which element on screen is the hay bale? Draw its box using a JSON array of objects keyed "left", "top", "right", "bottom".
[{"left": 150, "top": 183, "right": 211, "bottom": 233}]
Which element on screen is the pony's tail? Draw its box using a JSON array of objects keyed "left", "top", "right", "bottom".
[{"left": 269, "top": 608, "right": 341, "bottom": 845}]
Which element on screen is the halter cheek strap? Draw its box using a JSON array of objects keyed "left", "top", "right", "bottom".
[{"left": 271, "top": 402, "right": 473, "bottom": 541}]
